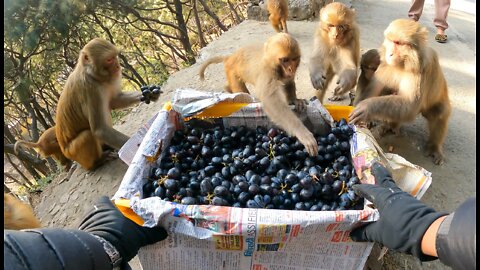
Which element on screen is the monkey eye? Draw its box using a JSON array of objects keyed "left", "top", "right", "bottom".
[
  {"left": 280, "top": 58, "right": 290, "bottom": 64},
  {"left": 363, "top": 65, "right": 377, "bottom": 71},
  {"left": 337, "top": 25, "right": 345, "bottom": 31},
  {"left": 327, "top": 24, "right": 335, "bottom": 28}
]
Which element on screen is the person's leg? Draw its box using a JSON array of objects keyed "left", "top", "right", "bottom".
[
  {"left": 408, "top": 0, "right": 426, "bottom": 21},
  {"left": 434, "top": 0, "right": 450, "bottom": 33},
  {"left": 434, "top": 0, "right": 450, "bottom": 42}
]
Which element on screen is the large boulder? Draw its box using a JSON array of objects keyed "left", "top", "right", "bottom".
[{"left": 247, "top": 0, "right": 327, "bottom": 21}]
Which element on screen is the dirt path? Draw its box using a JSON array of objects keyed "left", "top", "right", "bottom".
[{"left": 33, "top": 1, "right": 476, "bottom": 269}]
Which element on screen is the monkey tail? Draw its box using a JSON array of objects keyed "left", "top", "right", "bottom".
[
  {"left": 199, "top": 56, "right": 225, "bottom": 80},
  {"left": 14, "top": 140, "right": 39, "bottom": 155}
]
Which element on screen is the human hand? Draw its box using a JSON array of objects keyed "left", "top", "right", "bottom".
[
  {"left": 78, "top": 196, "right": 168, "bottom": 262},
  {"left": 350, "top": 162, "right": 447, "bottom": 261}
]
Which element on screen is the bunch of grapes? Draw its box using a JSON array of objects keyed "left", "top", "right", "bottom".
[
  {"left": 140, "top": 85, "right": 162, "bottom": 104},
  {"left": 142, "top": 118, "right": 363, "bottom": 211}
]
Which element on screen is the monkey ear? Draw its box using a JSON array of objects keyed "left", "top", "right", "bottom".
[{"left": 83, "top": 53, "right": 90, "bottom": 63}]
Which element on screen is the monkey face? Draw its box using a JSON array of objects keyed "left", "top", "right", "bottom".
[
  {"left": 323, "top": 23, "right": 349, "bottom": 43},
  {"left": 383, "top": 38, "right": 409, "bottom": 66},
  {"left": 264, "top": 33, "right": 301, "bottom": 80},
  {"left": 320, "top": 3, "right": 354, "bottom": 45},
  {"left": 278, "top": 56, "right": 300, "bottom": 79},
  {"left": 360, "top": 50, "right": 380, "bottom": 79},
  {"left": 81, "top": 38, "right": 122, "bottom": 81},
  {"left": 104, "top": 55, "right": 122, "bottom": 76},
  {"left": 361, "top": 65, "right": 377, "bottom": 80}
]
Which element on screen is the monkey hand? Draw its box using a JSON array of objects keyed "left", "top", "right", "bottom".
[
  {"left": 291, "top": 98, "right": 308, "bottom": 112},
  {"left": 334, "top": 69, "right": 357, "bottom": 96},
  {"left": 310, "top": 71, "right": 328, "bottom": 90},
  {"left": 349, "top": 99, "right": 371, "bottom": 125},
  {"left": 296, "top": 130, "right": 318, "bottom": 157}
]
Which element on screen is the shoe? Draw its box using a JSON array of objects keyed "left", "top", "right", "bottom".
[{"left": 435, "top": 34, "right": 448, "bottom": 43}]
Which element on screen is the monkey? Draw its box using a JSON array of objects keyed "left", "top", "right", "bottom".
[
  {"left": 267, "top": 0, "right": 289, "bottom": 33},
  {"left": 4, "top": 193, "right": 41, "bottom": 230},
  {"left": 199, "top": 33, "right": 318, "bottom": 156},
  {"left": 309, "top": 2, "right": 360, "bottom": 103},
  {"left": 349, "top": 19, "right": 451, "bottom": 165},
  {"left": 352, "top": 49, "right": 398, "bottom": 106},
  {"left": 14, "top": 126, "right": 72, "bottom": 170},
  {"left": 350, "top": 49, "right": 399, "bottom": 134},
  {"left": 351, "top": 49, "right": 381, "bottom": 106},
  {"left": 55, "top": 38, "right": 157, "bottom": 170}
]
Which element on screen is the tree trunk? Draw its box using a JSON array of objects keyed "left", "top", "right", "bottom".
[
  {"left": 198, "top": 0, "right": 228, "bottom": 32},
  {"left": 172, "top": 0, "right": 196, "bottom": 64},
  {"left": 4, "top": 183, "right": 12, "bottom": 193},
  {"left": 192, "top": 0, "right": 207, "bottom": 48},
  {"left": 5, "top": 155, "right": 35, "bottom": 188},
  {"left": 5, "top": 144, "right": 50, "bottom": 177},
  {"left": 227, "top": 0, "right": 241, "bottom": 24}
]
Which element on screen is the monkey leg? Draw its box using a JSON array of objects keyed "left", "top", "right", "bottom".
[
  {"left": 54, "top": 153, "right": 73, "bottom": 171},
  {"left": 269, "top": 15, "right": 281, "bottom": 32},
  {"left": 226, "top": 72, "right": 249, "bottom": 93},
  {"left": 281, "top": 19, "right": 288, "bottom": 33},
  {"left": 284, "top": 81, "right": 307, "bottom": 112},
  {"left": 315, "top": 68, "right": 334, "bottom": 104},
  {"left": 63, "top": 130, "right": 103, "bottom": 170},
  {"left": 422, "top": 102, "right": 451, "bottom": 165}
]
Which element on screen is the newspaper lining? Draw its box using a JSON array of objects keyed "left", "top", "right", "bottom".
[{"left": 114, "top": 89, "right": 432, "bottom": 270}]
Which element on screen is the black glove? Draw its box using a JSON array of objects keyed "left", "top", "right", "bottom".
[
  {"left": 350, "top": 162, "right": 448, "bottom": 261},
  {"left": 79, "top": 196, "right": 168, "bottom": 263}
]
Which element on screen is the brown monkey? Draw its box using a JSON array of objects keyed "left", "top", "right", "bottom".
[
  {"left": 349, "top": 19, "right": 451, "bottom": 165},
  {"left": 352, "top": 49, "right": 397, "bottom": 106},
  {"left": 199, "top": 33, "right": 318, "bottom": 156},
  {"left": 14, "top": 126, "right": 72, "bottom": 170},
  {"left": 267, "top": 0, "right": 288, "bottom": 33},
  {"left": 4, "top": 193, "right": 41, "bottom": 230},
  {"left": 56, "top": 38, "right": 150, "bottom": 170},
  {"left": 309, "top": 2, "right": 360, "bottom": 103}
]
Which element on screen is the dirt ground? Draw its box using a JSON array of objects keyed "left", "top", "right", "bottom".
[{"left": 32, "top": 0, "right": 475, "bottom": 269}]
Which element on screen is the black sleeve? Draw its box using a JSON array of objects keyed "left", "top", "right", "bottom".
[
  {"left": 436, "top": 197, "right": 476, "bottom": 270},
  {"left": 4, "top": 228, "right": 112, "bottom": 270}
]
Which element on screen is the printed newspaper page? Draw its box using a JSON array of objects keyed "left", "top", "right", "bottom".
[{"left": 115, "top": 89, "right": 432, "bottom": 270}]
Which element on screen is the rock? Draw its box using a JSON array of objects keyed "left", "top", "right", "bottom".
[
  {"left": 247, "top": 0, "right": 326, "bottom": 21},
  {"left": 50, "top": 205, "right": 60, "bottom": 215},
  {"left": 247, "top": 5, "right": 269, "bottom": 21},
  {"left": 289, "top": 0, "right": 315, "bottom": 21},
  {"left": 59, "top": 193, "right": 69, "bottom": 204},
  {"left": 48, "top": 203, "right": 57, "bottom": 213}
]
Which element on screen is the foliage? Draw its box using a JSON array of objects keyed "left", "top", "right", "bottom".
[{"left": 4, "top": 0, "right": 248, "bottom": 188}]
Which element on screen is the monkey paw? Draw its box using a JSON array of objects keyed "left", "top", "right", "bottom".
[
  {"left": 425, "top": 143, "right": 445, "bottom": 165},
  {"left": 291, "top": 99, "right": 308, "bottom": 112},
  {"left": 327, "top": 95, "right": 347, "bottom": 102},
  {"left": 297, "top": 132, "right": 318, "bottom": 157},
  {"left": 310, "top": 73, "right": 327, "bottom": 90}
]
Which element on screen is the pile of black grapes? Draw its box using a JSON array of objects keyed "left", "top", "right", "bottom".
[
  {"left": 142, "top": 118, "right": 363, "bottom": 211},
  {"left": 140, "top": 84, "right": 162, "bottom": 104}
]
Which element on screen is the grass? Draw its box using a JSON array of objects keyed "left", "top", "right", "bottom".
[{"left": 111, "top": 108, "right": 132, "bottom": 125}]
